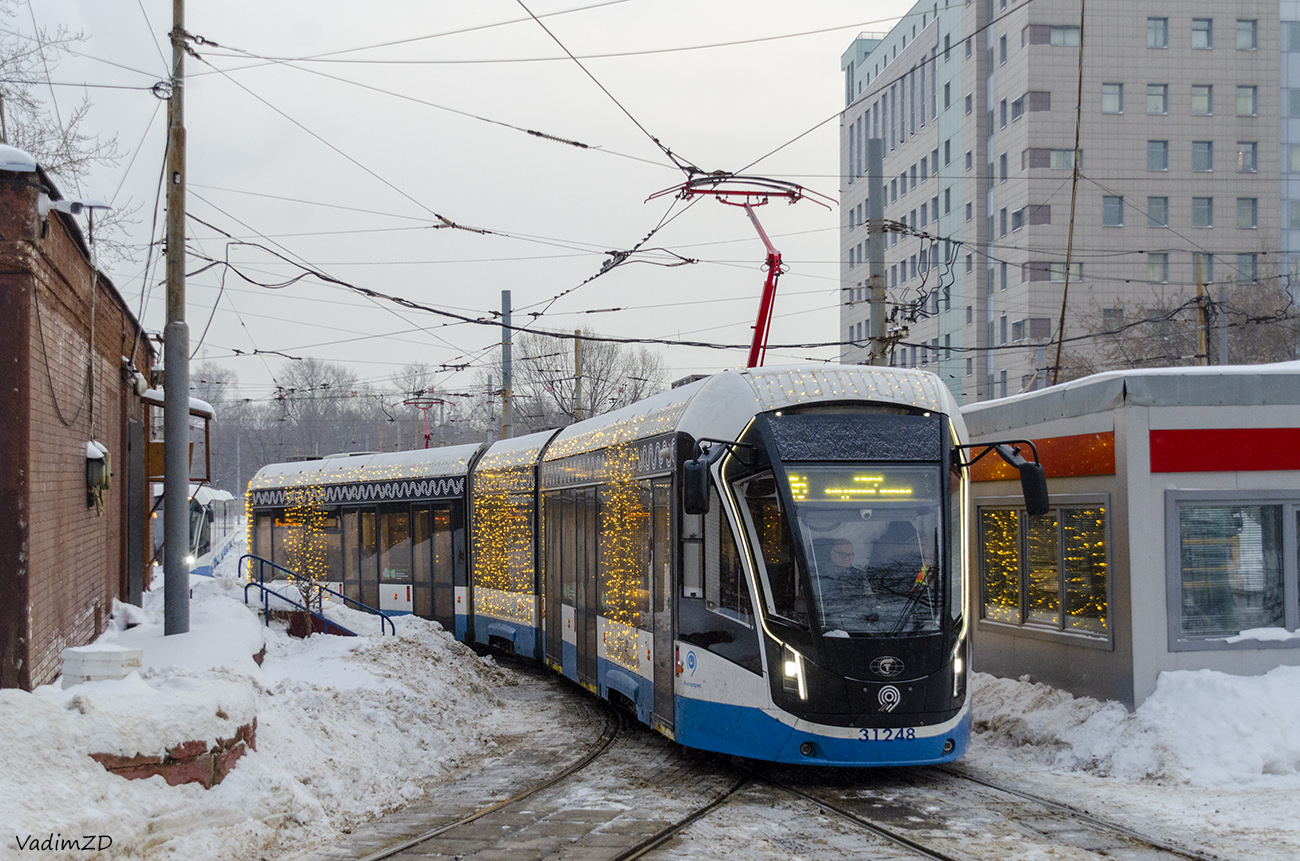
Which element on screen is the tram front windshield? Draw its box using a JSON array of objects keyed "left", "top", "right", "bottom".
[{"left": 739, "top": 465, "right": 943, "bottom": 637}]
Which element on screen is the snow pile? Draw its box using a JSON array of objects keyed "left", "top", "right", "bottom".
[
  {"left": 971, "top": 667, "right": 1300, "bottom": 785},
  {"left": 0, "top": 562, "right": 518, "bottom": 861}
]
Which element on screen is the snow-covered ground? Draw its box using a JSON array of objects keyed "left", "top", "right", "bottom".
[{"left": 3, "top": 537, "right": 1298, "bottom": 860}]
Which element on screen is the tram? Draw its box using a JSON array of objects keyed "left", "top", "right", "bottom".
[
  {"left": 246, "top": 365, "right": 1046, "bottom": 766},
  {"left": 152, "top": 483, "right": 241, "bottom": 577}
]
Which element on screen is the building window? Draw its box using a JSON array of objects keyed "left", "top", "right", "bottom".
[
  {"left": 999, "top": 153, "right": 1008, "bottom": 182},
  {"left": 1011, "top": 95, "right": 1025, "bottom": 121},
  {"left": 1237, "top": 197, "right": 1258, "bottom": 228},
  {"left": 965, "top": 93, "right": 973, "bottom": 114},
  {"left": 1192, "top": 197, "right": 1213, "bottom": 228},
  {"left": 1237, "top": 253, "right": 1258, "bottom": 282},
  {"left": 1192, "top": 253, "right": 1214, "bottom": 282},
  {"left": 966, "top": 201, "right": 973, "bottom": 222},
  {"left": 1191, "top": 18, "right": 1213, "bottom": 49},
  {"left": 965, "top": 149, "right": 973, "bottom": 170},
  {"left": 979, "top": 501, "right": 1109, "bottom": 637},
  {"left": 1050, "top": 26, "right": 1080, "bottom": 46},
  {"left": 999, "top": 98, "right": 1007, "bottom": 128},
  {"left": 1147, "top": 17, "right": 1168, "bottom": 48},
  {"left": 1147, "top": 83, "right": 1168, "bottom": 114},
  {"left": 1011, "top": 207, "right": 1024, "bottom": 231},
  {"left": 999, "top": 34, "right": 1007, "bottom": 64},
  {"left": 1237, "top": 86, "right": 1258, "bottom": 117},
  {"left": 1291, "top": 89, "right": 1300, "bottom": 117},
  {"left": 1147, "top": 196, "right": 1169, "bottom": 228},
  {"left": 1238, "top": 141, "right": 1259, "bottom": 172},
  {"left": 1191, "top": 85, "right": 1213, "bottom": 116},
  {"left": 1147, "top": 140, "right": 1169, "bottom": 171},
  {"left": 1165, "top": 493, "right": 1300, "bottom": 651},
  {"left": 1237, "top": 19, "right": 1258, "bottom": 50},
  {"left": 1192, "top": 140, "right": 1213, "bottom": 172},
  {"left": 1148, "top": 252, "right": 1169, "bottom": 282},
  {"left": 1102, "top": 195, "right": 1124, "bottom": 226},
  {"left": 1049, "top": 149, "right": 1078, "bottom": 169},
  {"left": 1101, "top": 83, "right": 1123, "bottom": 114},
  {"left": 1049, "top": 261, "right": 1083, "bottom": 282}
]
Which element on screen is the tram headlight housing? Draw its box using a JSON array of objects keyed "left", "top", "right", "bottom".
[
  {"left": 781, "top": 644, "right": 807, "bottom": 701},
  {"left": 952, "top": 646, "right": 966, "bottom": 698}
]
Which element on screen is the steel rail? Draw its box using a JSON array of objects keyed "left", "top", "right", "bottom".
[
  {"left": 932, "top": 766, "right": 1227, "bottom": 861},
  {"left": 761, "top": 775, "right": 966, "bottom": 861},
  {"left": 352, "top": 701, "right": 625, "bottom": 861},
  {"left": 606, "top": 775, "right": 751, "bottom": 861}
]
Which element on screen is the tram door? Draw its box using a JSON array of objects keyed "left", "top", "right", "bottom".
[
  {"left": 542, "top": 493, "right": 563, "bottom": 667},
  {"left": 575, "top": 487, "right": 598, "bottom": 686},
  {"left": 431, "top": 506, "right": 455, "bottom": 632},
  {"left": 358, "top": 508, "right": 380, "bottom": 611},
  {"left": 412, "top": 505, "right": 454, "bottom": 626},
  {"left": 651, "top": 479, "right": 673, "bottom": 728}
]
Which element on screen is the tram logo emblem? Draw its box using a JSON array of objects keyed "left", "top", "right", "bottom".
[
  {"left": 870, "top": 656, "right": 905, "bottom": 678},
  {"left": 878, "top": 685, "right": 902, "bottom": 713}
]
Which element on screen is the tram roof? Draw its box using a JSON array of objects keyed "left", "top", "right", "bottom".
[
  {"left": 962, "top": 361, "right": 1300, "bottom": 436},
  {"left": 247, "top": 443, "right": 486, "bottom": 491},
  {"left": 540, "top": 364, "right": 959, "bottom": 462}
]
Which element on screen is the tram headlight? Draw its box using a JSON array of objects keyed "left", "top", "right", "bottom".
[
  {"left": 184, "top": 554, "right": 196, "bottom": 568},
  {"left": 781, "top": 644, "right": 808, "bottom": 701}
]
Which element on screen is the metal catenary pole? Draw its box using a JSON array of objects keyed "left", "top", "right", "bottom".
[
  {"left": 501, "top": 290, "right": 512, "bottom": 439},
  {"left": 573, "top": 330, "right": 583, "bottom": 421},
  {"left": 866, "top": 138, "right": 887, "bottom": 365},
  {"left": 163, "top": 0, "right": 190, "bottom": 635}
]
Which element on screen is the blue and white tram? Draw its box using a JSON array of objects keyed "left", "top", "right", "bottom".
[{"left": 246, "top": 365, "right": 1046, "bottom": 767}]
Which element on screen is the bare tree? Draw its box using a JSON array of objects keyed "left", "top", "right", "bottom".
[
  {"left": 475, "top": 329, "right": 668, "bottom": 435},
  {"left": 0, "top": 3, "right": 134, "bottom": 259}
]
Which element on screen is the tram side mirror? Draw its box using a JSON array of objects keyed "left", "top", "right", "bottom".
[
  {"left": 995, "top": 444, "right": 1050, "bottom": 517},
  {"left": 206, "top": 508, "right": 215, "bottom": 523},
  {"left": 684, "top": 458, "right": 711, "bottom": 515}
]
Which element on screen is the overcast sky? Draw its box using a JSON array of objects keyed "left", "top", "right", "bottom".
[{"left": 26, "top": 0, "right": 915, "bottom": 405}]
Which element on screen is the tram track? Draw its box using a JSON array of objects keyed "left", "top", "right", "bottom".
[
  {"left": 350, "top": 683, "right": 626, "bottom": 861},
  {"left": 930, "top": 765, "right": 1227, "bottom": 861}
]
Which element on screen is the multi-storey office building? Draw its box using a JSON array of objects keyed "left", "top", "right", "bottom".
[{"left": 840, "top": 0, "right": 1281, "bottom": 402}]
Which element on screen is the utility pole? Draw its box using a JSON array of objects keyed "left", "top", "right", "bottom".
[
  {"left": 573, "top": 330, "right": 583, "bottom": 421},
  {"left": 163, "top": 0, "right": 190, "bottom": 635},
  {"left": 1196, "top": 259, "right": 1209, "bottom": 366},
  {"left": 866, "top": 139, "right": 887, "bottom": 365},
  {"left": 501, "top": 290, "right": 512, "bottom": 439}
]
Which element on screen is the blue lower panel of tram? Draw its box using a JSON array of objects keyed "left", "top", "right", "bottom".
[
  {"left": 597, "top": 660, "right": 653, "bottom": 724},
  {"left": 675, "top": 697, "right": 971, "bottom": 766}
]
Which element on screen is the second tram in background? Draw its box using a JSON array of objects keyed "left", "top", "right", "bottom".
[{"left": 247, "top": 365, "right": 1045, "bottom": 766}]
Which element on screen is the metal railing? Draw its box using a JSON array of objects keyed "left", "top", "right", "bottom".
[{"left": 239, "top": 554, "right": 395, "bottom": 636}]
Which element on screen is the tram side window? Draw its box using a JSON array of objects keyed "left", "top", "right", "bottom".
[
  {"left": 597, "top": 481, "right": 651, "bottom": 627},
  {"left": 978, "top": 502, "right": 1109, "bottom": 637},
  {"left": 705, "top": 489, "right": 753, "bottom": 626}
]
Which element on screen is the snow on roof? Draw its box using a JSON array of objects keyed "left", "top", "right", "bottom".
[
  {"left": 543, "top": 381, "right": 703, "bottom": 462},
  {"left": 743, "top": 364, "right": 955, "bottom": 414},
  {"left": 963, "top": 361, "right": 1300, "bottom": 436},
  {"left": 249, "top": 443, "right": 485, "bottom": 491},
  {"left": 477, "top": 429, "right": 562, "bottom": 471},
  {"left": 140, "top": 388, "right": 216, "bottom": 419}
]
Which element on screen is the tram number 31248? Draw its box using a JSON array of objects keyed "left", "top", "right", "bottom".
[{"left": 859, "top": 727, "right": 918, "bottom": 741}]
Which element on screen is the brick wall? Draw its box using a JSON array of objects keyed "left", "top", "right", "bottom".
[{"left": 0, "top": 169, "right": 155, "bottom": 690}]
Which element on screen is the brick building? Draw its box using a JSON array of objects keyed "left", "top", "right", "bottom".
[{"left": 0, "top": 145, "right": 156, "bottom": 690}]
